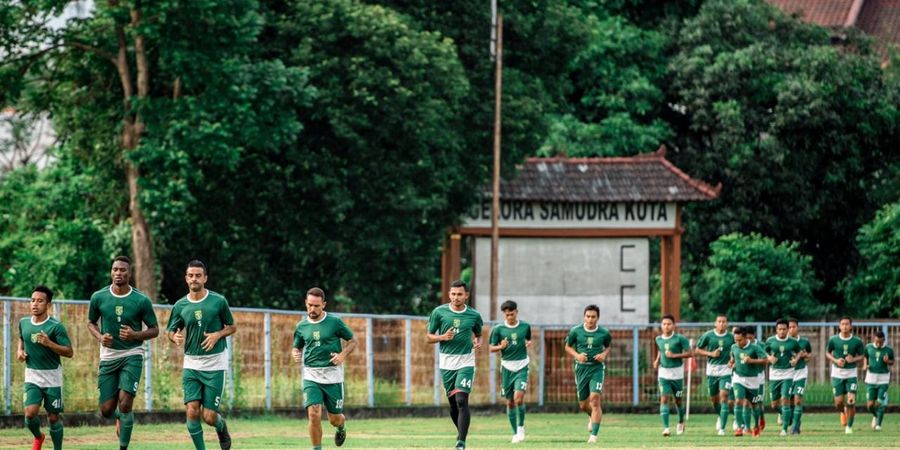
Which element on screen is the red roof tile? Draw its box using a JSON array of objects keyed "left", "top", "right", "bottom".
[
  {"left": 482, "top": 146, "right": 721, "bottom": 203},
  {"left": 768, "top": 0, "right": 858, "bottom": 27},
  {"left": 857, "top": 0, "right": 900, "bottom": 52}
]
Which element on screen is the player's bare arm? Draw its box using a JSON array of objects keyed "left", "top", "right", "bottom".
[
  {"left": 826, "top": 350, "right": 845, "bottom": 367},
  {"left": 652, "top": 351, "right": 660, "bottom": 369},
  {"left": 489, "top": 338, "right": 508, "bottom": 353},
  {"left": 565, "top": 343, "right": 587, "bottom": 363},
  {"left": 472, "top": 334, "right": 482, "bottom": 351},
  {"left": 594, "top": 346, "right": 611, "bottom": 363},
  {"left": 35, "top": 331, "right": 73, "bottom": 358},
  {"left": 166, "top": 328, "right": 185, "bottom": 345},
  {"left": 16, "top": 338, "right": 26, "bottom": 362},
  {"left": 119, "top": 323, "right": 159, "bottom": 342},
  {"left": 201, "top": 324, "right": 237, "bottom": 352},
  {"left": 329, "top": 337, "right": 359, "bottom": 365},
  {"left": 426, "top": 328, "right": 455, "bottom": 344},
  {"left": 87, "top": 321, "right": 113, "bottom": 347},
  {"left": 885, "top": 354, "right": 894, "bottom": 366}
]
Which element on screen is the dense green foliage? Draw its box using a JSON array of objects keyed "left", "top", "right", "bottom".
[
  {"left": 1, "top": 0, "right": 898, "bottom": 316},
  {"left": 698, "top": 232, "right": 827, "bottom": 321},
  {"left": 844, "top": 202, "right": 900, "bottom": 317}
]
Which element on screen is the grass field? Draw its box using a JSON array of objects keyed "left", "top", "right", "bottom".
[{"left": 0, "top": 412, "right": 898, "bottom": 449}]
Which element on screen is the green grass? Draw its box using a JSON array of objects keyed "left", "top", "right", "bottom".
[{"left": 0, "top": 412, "right": 896, "bottom": 449}]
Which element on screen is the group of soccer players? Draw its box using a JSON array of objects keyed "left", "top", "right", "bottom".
[
  {"left": 19, "top": 256, "right": 359, "bottom": 450},
  {"left": 17, "top": 267, "right": 897, "bottom": 450}
]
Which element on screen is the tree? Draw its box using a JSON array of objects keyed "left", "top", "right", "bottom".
[
  {"left": 697, "top": 232, "right": 827, "bottom": 321},
  {"left": 668, "top": 0, "right": 900, "bottom": 313},
  {"left": 843, "top": 202, "right": 900, "bottom": 317},
  {"left": 1, "top": 0, "right": 309, "bottom": 301}
]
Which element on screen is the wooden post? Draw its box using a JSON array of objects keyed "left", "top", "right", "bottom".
[{"left": 489, "top": 15, "right": 503, "bottom": 321}]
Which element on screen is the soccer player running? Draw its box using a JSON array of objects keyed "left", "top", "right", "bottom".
[
  {"left": 652, "top": 314, "right": 691, "bottom": 437},
  {"left": 744, "top": 327, "right": 766, "bottom": 431},
  {"left": 292, "top": 287, "right": 358, "bottom": 450},
  {"left": 787, "top": 318, "right": 811, "bottom": 434},
  {"left": 693, "top": 314, "right": 734, "bottom": 435},
  {"left": 489, "top": 300, "right": 533, "bottom": 444},
  {"left": 87, "top": 256, "right": 159, "bottom": 450},
  {"left": 166, "top": 260, "right": 236, "bottom": 450},
  {"left": 862, "top": 331, "right": 894, "bottom": 431},
  {"left": 426, "top": 280, "right": 483, "bottom": 450},
  {"left": 825, "top": 316, "right": 865, "bottom": 434},
  {"left": 764, "top": 319, "right": 801, "bottom": 436},
  {"left": 564, "top": 305, "right": 611, "bottom": 443},
  {"left": 729, "top": 326, "right": 767, "bottom": 437},
  {"left": 18, "top": 286, "right": 72, "bottom": 450}
]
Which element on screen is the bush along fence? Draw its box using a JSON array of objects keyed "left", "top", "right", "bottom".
[{"left": 2, "top": 296, "right": 899, "bottom": 414}]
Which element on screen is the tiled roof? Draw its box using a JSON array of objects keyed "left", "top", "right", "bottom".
[
  {"left": 480, "top": 146, "right": 721, "bottom": 203},
  {"left": 857, "top": 0, "right": 900, "bottom": 54},
  {"left": 768, "top": 0, "right": 858, "bottom": 27}
]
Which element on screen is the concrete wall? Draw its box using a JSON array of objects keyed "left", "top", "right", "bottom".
[{"left": 472, "top": 237, "right": 649, "bottom": 325}]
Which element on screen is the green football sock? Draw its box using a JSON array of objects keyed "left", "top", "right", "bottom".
[
  {"left": 781, "top": 406, "right": 791, "bottom": 432},
  {"left": 792, "top": 405, "right": 803, "bottom": 430},
  {"left": 119, "top": 411, "right": 135, "bottom": 448},
  {"left": 719, "top": 403, "right": 729, "bottom": 430},
  {"left": 25, "top": 416, "right": 41, "bottom": 438},
  {"left": 660, "top": 404, "right": 670, "bottom": 428},
  {"left": 676, "top": 404, "right": 685, "bottom": 423},
  {"left": 591, "top": 422, "right": 600, "bottom": 436},
  {"left": 734, "top": 404, "right": 743, "bottom": 429},
  {"left": 518, "top": 404, "right": 526, "bottom": 427},
  {"left": 743, "top": 404, "right": 752, "bottom": 429},
  {"left": 312, "top": 446, "right": 322, "bottom": 450},
  {"left": 49, "top": 421, "right": 63, "bottom": 450},
  {"left": 507, "top": 407, "right": 517, "bottom": 434},
  {"left": 877, "top": 405, "right": 886, "bottom": 426},
  {"left": 187, "top": 419, "right": 205, "bottom": 450},
  {"left": 214, "top": 415, "right": 226, "bottom": 433},
  {"left": 752, "top": 404, "right": 760, "bottom": 428},
  {"left": 847, "top": 406, "right": 855, "bottom": 427}
]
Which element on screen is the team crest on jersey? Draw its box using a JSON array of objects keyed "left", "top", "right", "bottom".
[
  {"left": 453, "top": 319, "right": 461, "bottom": 328},
  {"left": 512, "top": 333, "right": 518, "bottom": 340},
  {"left": 718, "top": 339, "right": 724, "bottom": 347},
  {"left": 877, "top": 351, "right": 881, "bottom": 358},
  {"left": 587, "top": 337, "right": 594, "bottom": 345},
  {"left": 843, "top": 344, "right": 849, "bottom": 353},
  {"left": 194, "top": 310, "right": 203, "bottom": 320},
  {"left": 313, "top": 331, "right": 321, "bottom": 341},
  {"left": 30, "top": 333, "right": 39, "bottom": 343},
  {"left": 665, "top": 343, "right": 670, "bottom": 351},
  {"left": 779, "top": 345, "right": 785, "bottom": 352},
  {"left": 115, "top": 305, "right": 124, "bottom": 316}
]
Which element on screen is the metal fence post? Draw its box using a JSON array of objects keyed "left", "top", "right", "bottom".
[
  {"left": 632, "top": 325, "right": 639, "bottom": 406},
  {"left": 3, "top": 300, "right": 10, "bottom": 415},
  {"left": 366, "top": 317, "right": 375, "bottom": 408},
  {"left": 489, "top": 351, "right": 497, "bottom": 404},
  {"left": 226, "top": 335, "right": 234, "bottom": 411},
  {"left": 538, "top": 326, "right": 545, "bottom": 407},
  {"left": 404, "top": 319, "right": 412, "bottom": 406},
  {"left": 144, "top": 340, "right": 153, "bottom": 411},
  {"left": 434, "top": 344, "right": 441, "bottom": 406},
  {"left": 264, "top": 312, "right": 272, "bottom": 412}
]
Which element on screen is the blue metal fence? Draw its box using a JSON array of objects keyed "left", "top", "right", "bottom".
[{"left": 2, "top": 296, "right": 898, "bottom": 414}]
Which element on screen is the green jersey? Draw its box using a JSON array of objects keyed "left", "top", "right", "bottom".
[
  {"left": 655, "top": 333, "right": 691, "bottom": 369},
  {"left": 792, "top": 336, "right": 812, "bottom": 371},
  {"left": 167, "top": 290, "right": 235, "bottom": 371},
  {"left": 428, "top": 304, "right": 483, "bottom": 370},
  {"left": 19, "top": 316, "right": 70, "bottom": 387},
  {"left": 565, "top": 325, "right": 612, "bottom": 367},
  {"left": 293, "top": 312, "right": 354, "bottom": 383},
  {"left": 88, "top": 285, "right": 158, "bottom": 361},
  {"left": 696, "top": 329, "right": 734, "bottom": 376},
  {"left": 731, "top": 342, "right": 765, "bottom": 378},
  {"left": 827, "top": 334, "right": 865, "bottom": 379},
  {"left": 865, "top": 343, "right": 894, "bottom": 374},
  {"left": 489, "top": 320, "right": 531, "bottom": 371},
  {"left": 764, "top": 336, "right": 801, "bottom": 370}
]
